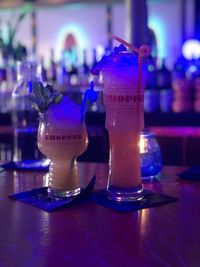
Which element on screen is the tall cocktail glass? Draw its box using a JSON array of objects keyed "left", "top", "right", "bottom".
[
  {"left": 37, "top": 96, "right": 88, "bottom": 198},
  {"left": 101, "top": 51, "right": 147, "bottom": 201}
]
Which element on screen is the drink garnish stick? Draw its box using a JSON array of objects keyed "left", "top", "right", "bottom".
[{"left": 80, "top": 81, "right": 98, "bottom": 120}]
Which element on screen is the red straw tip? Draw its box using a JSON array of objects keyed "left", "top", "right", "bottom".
[{"left": 139, "top": 45, "right": 151, "bottom": 58}]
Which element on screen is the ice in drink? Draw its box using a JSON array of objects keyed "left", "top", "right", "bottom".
[
  {"left": 38, "top": 96, "right": 88, "bottom": 197},
  {"left": 91, "top": 45, "right": 147, "bottom": 201}
]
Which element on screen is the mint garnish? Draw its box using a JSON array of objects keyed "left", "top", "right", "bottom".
[{"left": 31, "top": 82, "right": 63, "bottom": 113}]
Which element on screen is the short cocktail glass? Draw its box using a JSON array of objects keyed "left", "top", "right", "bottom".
[
  {"left": 101, "top": 50, "right": 147, "bottom": 202},
  {"left": 140, "top": 129, "right": 162, "bottom": 179},
  {"left": 37, "top": 96, "right": 88, "bottom": 198}
]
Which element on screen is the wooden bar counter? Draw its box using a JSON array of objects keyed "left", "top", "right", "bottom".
[{"left": 0, "top": 162, "right": 200, "bottom": 267}]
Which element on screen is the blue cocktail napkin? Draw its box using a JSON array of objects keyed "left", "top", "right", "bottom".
[
  {"left": 178, "top": 167, "right": 200, "bottom": 181},
  {"left": 9, "top": 176, "right": 96, "bottom": 212},
  {"left": 91, "top": 189, "right": 177, "bottom": 212},
  {"left": 0, "top": 160, "right": 49, "bottom": 172}
]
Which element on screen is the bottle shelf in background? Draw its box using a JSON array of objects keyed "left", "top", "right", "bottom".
[
  {"left": 1, "top": 111, "right": 200, "bottom": 165},
  {"left": 144, "top": 112, "right": 200, "bottom": 127},
  {"left": 1, "top": 110, "right": 200, "bottom": 127},
  {"left": 87, "top": 111, "right": 200, "bottom": 128}
]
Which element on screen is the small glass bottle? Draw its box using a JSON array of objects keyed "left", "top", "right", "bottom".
[
  {"left": 140, "top": 129, "right": 162, "bottom": 179},
  {"left": 11, "top": 61, "right": 43, "bottom": 164}
]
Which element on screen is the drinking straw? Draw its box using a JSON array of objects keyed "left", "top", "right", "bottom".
[
  {"left": 113, "top": 36, "right": 150, "bottom": 93},
  {"left": 113, "top": 36, "right": 151, "bottom": 128},
  {"left": 113, "top": 36, "right": 140, "bottom": 54},
  {"left": 80, "top": 81, "right": 98, "bottom": 120}
]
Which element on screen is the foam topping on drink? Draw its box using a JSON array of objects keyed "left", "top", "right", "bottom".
[
  {"left": 31, "top": 82, "right": 82, "bottom": 127},
  {"left": 46, "top": 95, "right": 82, "bottom": 127},
  {"left": 31, "top": 81, "right": 97, "bottom": 127},
  {"left": 91, "top": 44, "right": 139, "bottom": 75}
]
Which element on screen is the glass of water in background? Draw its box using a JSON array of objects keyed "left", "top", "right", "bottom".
[{"left": 11, "top": 61, "right": 45, "bottom": 166}]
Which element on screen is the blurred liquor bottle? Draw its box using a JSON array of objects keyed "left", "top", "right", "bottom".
[
  {"left": 90, "top": 47, "right": 103, "bottom": 86},
  {"left": 40, "top": 56, "right": 47, "bottom": 83},
  {"left": 56, "top": 58, "right": 70, "bottom": 92},
  {"left": 189, "top": 61, "right": 200, "bottom": 112},
  {"left": 194, "top": 73, "right": 200, "bottom": 112},
  {"left": 171, "top": 71, "right": 193, "bottom": 113},
  {"left": 48, "top": 48, "right": 57, "bottom": 85},
  {"left": 92, "top": 48, "right": 97, "bottom": 67},
  {"left": 69, "top": 63, "right": 78, "bottom": 87},
  {"left": 157, "top": 59, "right": 173, "bottom": 113},
  {"left": 144, "top": 57, "right": 159, "bottom": 113},
  {"left": 79, "top": 49, "right": 89, "bottom": 86},
  {"left": 0, "top": 50, "right": 7, "bottom": 113},
  {"left": 3, "top": 56, "right": 17, "bottom": 113}
]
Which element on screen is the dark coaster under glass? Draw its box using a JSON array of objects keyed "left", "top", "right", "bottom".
[
  {"left": 9, "top": 176, "right": 96, "bottom": 212},
  {"left": 91, "top": 189, "right": 178, "bottom": 212}
]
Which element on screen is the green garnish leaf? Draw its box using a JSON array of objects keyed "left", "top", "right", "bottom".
[
  {"left": 45, "top": 84, "right": 55, "bottom": 102},
  {"left": 53, "top": 93, "right": 63, "bottom": 104},
  {"left": 32, "top": 82, "right": 46, "bottom": 103},
  {"left": 32, "top": 103, "right": 41, "bottom": 112},
  {"left": 31, "top": 82, "right": 63, "bottom": 113}
]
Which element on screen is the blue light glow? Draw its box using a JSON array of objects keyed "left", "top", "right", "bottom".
[
  {"left": 182, "top": 39, "right": 200, "bottom": 60},
  {"left": 188, "top": 65, "right": 198, "bottom": 73},
  {"left": 80, "top": 81, "right": 98, "bottom": 119},
  {"left": 148, "top": 17, "right": 167, "bottom": 59}
]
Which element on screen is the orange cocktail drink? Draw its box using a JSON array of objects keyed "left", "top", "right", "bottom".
[{"left": 38, "top": 96, "right": 88, "bottom": 198}]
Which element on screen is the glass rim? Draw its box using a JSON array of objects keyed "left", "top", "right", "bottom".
[{"left": 101, "top": 65, "right": 147, "bottom": 72}]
